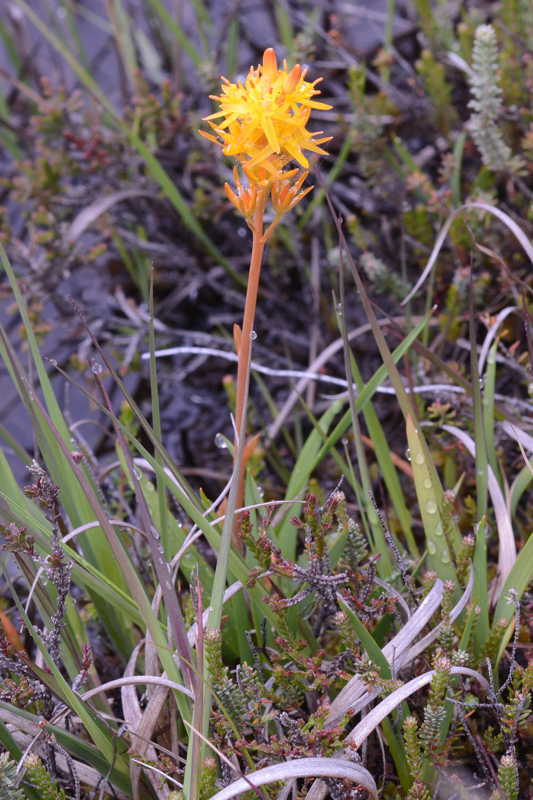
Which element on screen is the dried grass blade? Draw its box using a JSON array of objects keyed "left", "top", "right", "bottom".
[
  {"left": 208, "top": 759, "right": 378, "bottom": 800},
  {"left": 442, "top": 425, "right": 516, "bottom": 600},
  {"left": 347, "top": 666, "right": 490, "bottom": 750},
  {"left": 65, "top": 190, "right": 158, "bottom": 244}
]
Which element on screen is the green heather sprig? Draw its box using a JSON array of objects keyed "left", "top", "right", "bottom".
[
  {"left": 403, "top": 717, "right": 430, "bottom": 800},
  {"left": 496, "top": 754, "right": 519, "bottom": 800},
  {"left": 420, "top": 656, "right": 452, "bottom": 756},
  {"left": 0, "top": 754, "right": 25, "bottom": 800},
  {"left": 204, "top": 628, "right": 247, "bottom": 736},
  {"left": 24, "top": 755, "right": 66, "bottom": 800},
  {"left": 437, "top": 580, "right": 455, "bottom": 654},
  {"left": 468, "top": 24, "right": 511, "bottom": 171}
]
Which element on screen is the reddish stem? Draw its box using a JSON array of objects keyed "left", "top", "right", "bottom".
[{"left": 232, "top": 190, "right": 267, "bottom": 539}]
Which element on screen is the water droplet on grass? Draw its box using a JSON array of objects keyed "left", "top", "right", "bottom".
[
  {"left": 435, "top": 522, "right": 443, "bottom": 537},
  {"left": 427, "top": 541, "right": 437, "bottom": 555},
  {"left": 50, "top": 359, "right": 57, "bottom": 366},
  {"left": 414, "top": 451, "right": 425, "bottom": 465},
  {"left": 92, "top": 363, "right": 103, "bottom": 374},
  {"left": 405, "top": 448, "right": 411, "bottom": 461},
  {"left": 426, "top": 499, "right": 437, "bottom": 514},
  {"left": 423, "top": 477, "right": 431, "bottom": 489},
  {"left": 441, "top": 549, "right": 451, "bottom": 564},
  {"left": 215, "top": 433, "right": 228, "bottom": 449},
  {"left": 250, "top": 330, "right": 257, "bottom": 340},
  {"left": 487, "top": 351, "right": 496, "bottom": 365}
]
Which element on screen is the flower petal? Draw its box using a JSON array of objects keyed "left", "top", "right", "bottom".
[
  {"left": 261, "top": 116, "right": 280, "bottom": 154},
  {"left": 246, "top": 143, "right": 275, "bottom": 169}
]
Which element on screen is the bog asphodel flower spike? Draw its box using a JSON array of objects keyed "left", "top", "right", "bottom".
[{"left": 201, "top": 49, "right": 331, "bottom": 542}]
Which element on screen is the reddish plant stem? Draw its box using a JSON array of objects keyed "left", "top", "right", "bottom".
[{"left": 233, "top": 189, "right": 267, "bottom": 540}]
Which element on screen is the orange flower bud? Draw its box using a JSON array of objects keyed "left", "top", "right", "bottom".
[
  {"left": 262, "top": 48, "right": 277, "bottom": 81},
  {"left": 224, "top": 183, "right": 240, "bottom": 211},
  {"left": 282, "top": 64, "right": 302, "bottom": 94}
]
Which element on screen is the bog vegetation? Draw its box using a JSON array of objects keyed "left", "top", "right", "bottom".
[{"left": 1, "top": 2, "right": 533, "bottom": 800}]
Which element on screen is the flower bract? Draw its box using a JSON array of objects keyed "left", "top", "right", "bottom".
[{"left": 201, "top": 48, "right": 332, "bottom": 183}]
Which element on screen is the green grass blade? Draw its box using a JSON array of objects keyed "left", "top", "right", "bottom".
[
  {"left": 349, "top": 351, "right": 418, "bottom": 559},
  {"left": 406, "top": 416, "right": 459, "bottom": 585},
  {"left": 470, "top": 274, "right": 488, "bottom": 521},
  {"left": 483, "top": 339, "right": 500, "bottom": 487},
  {"left": 472, "top": 517, "right": 489, "bottom": 655},
  {"left": 492, "top": 529, "right": 533, "bottom": 623},
  {"left": 338, "top": 275, "right": 392, "bottom": 576}
]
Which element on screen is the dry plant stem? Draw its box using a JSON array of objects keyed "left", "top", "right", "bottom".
[{"left": 233, "top": 189, "right": 268, "bottom": 534}]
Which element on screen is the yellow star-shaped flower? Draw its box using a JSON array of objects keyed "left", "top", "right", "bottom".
[{"left": 201, "top": 48, "right": 332, "bottom": 183}]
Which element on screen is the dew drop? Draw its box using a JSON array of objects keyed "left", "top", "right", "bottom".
[
  {"left": 441, "top": 549, "right": 451, "bottom": 564},
  {"left": 434, "top": 522, "right": 443, "bottom": 537},
  {"left": 414, "top": 451, "right": 425, "bottom": 465},
  {"left": 150, "top": 526, "right": 160, "bottom": 540},
  {"left": 158, "top": 557, "right": 164, "bottom": 565},
  {"left": 423, "top": 477, "right": 432, "bottom": 489},
  {"left": 208, "top": 605, "right": 214, "bottom": 612},
  {"left": 425, "top": 499, "right": 438, "bottom": 514},
  {"left": 41, "top": 575, "right": 48, "bottom": 586},
  {"left": 482, "top": 395, "right": 489, "bottom": 406},
  {"left": 50, "top": 359, "right": 57, "bottom": 366},
  {"left": 250, "top": 330, "right": 257, "bottom": 340},
  {"left": 133, "top": 469, "right": 141, "bottom": 480},
  {"left": 157, "top": 544, "right": 165, "bottom": 554},
  {"left": 405, "top": 448, "right": 411, "bottom": 462},
  {"left": 337, "top": 303, "right": 343, "bottom": 317},
  {"left": 165, "top": 581, "right": 172, "bottom": 590},
  {"left": 476, "top": 467, "right": 484, "bottom": 476},
  {"left": 214, "top": 433, "right": 228, "bottom": 449},
  {"left": 487, "top": 351, "right": 496, "bottom": 365},
  {"left": 91, "top": 363, "right": 103, "bottom": 374},
  {"left": 427, "top": 541, "right": 437, "bottom": 555}
]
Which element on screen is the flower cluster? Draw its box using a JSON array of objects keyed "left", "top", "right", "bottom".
[{"left": 201, "top": 48, "right": 331, "bottom": 197}]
